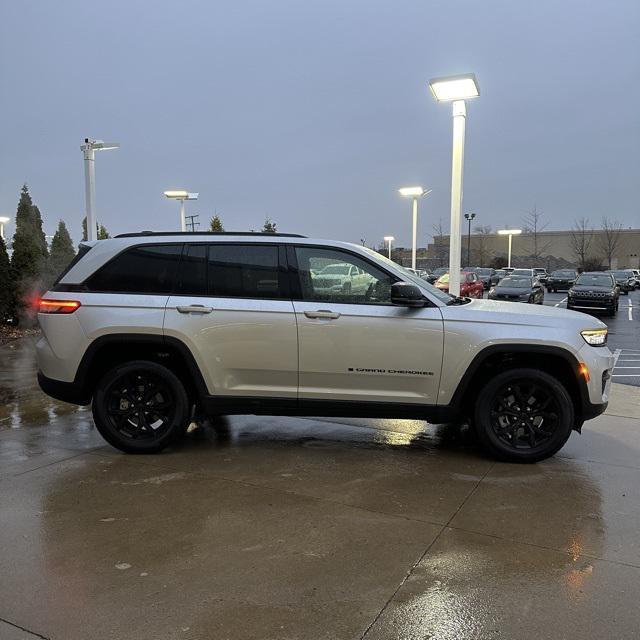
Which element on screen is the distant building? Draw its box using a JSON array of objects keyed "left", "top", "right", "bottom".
[{"left": 391, "top": 228, "right": 640, "bottom": 270}]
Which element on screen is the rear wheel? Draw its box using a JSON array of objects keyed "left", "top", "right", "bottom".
[
  {"left": 92, "top": 360, "right": 190, "bottom": 453},
  {"left": 473, "top": 368, "right": 574, "bottom": 462}
]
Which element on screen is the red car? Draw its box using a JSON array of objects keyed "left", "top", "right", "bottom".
[{"left": 435, "top": 271, "right": 484, "bottom": 298}]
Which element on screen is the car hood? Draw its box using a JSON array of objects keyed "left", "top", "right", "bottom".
[
  {"left": 491, "top": 287, "right": 530, "bottom": 295},
  {"left": 440, "top": 297, "right": 606, "bottom": 330}
]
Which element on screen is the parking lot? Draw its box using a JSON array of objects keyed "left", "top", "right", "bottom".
[{"left": 1, "top": 336, "right": 640, "bottom": 640}]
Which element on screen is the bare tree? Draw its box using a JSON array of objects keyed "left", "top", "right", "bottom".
[
  {"left": 599, "top": 217, "right": 623, "bottom": 269},
  {"left": 522, "top": 205, "right": 551, "bottom": 260},
  {"left": 472, "top": 225, "right": 493, "bottom": 266},
  {"left": 431, "top": 218, "right": 449, "bottom": 267},
  {"left": 569, "top": 218, "right": 594, "bottom": 270}
]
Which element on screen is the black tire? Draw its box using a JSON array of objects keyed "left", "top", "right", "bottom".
[
  {"left": 547, "top": 287, "right": 552, "bottom": 293},
  {"left": 528, "top": 295, "right": 534, "bottom": 304},
  {"left": 473, "top": 368, "right": 574, "bottom": 463},
  {"left": 92, "top": 360, "right": 190, "bottom": 454}
]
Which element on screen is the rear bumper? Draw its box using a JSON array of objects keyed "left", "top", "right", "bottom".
[{"left": 37, "top": 371, "right": 91, "bottom": 406}]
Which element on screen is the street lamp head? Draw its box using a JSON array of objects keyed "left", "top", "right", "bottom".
[
  {"left": 399, "top": 186, "right": 430, "bottom": 198},
  {"left": 0, "top": 216, "right": 10, "bottom": 224},
  {"left": 428, "top": 73, "right": 480, "bottom": 102},
  {"left": 464, "top": 212, "right": 476, "bottom": 221},
  {"left": 497, "top": 229, "right": 522, "bottom": 236},
  {"left": 164, "top": 190, "right": 199, "bottom": 201},
  {"left": 82, "top": 139, "right": 120, "bottom": 151},
  {"left": 384, "top": 236, "right": 395, "bottom": 242}
]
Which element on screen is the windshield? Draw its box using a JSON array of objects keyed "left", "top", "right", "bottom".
[
  {"left": 498, "top": 277, "right": 531, "bottom": 288},
  {"left": 360, "top": 246, "right": 452, "bottom": 304},
  {"left": 475, "top": 269, "right": 491, "bottom": 275},
  {"left": 575, "top": 274, "right": 614, "bottom": 287},
  {"left": 511, "top": 269, "right": 532, "bottom": 276},
  {"left": 321, "top": 265, "right": 350, "bottom": 275},
  {"left": 610, "top": 271, "right": 630, "bottom": 277},
  {"left": 552, "top": 270, "right": 575, "bottom": 277}
]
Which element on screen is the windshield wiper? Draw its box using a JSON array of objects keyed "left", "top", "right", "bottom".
[{"left": 446, "top": 295, "right": 470, "bottom": 305}]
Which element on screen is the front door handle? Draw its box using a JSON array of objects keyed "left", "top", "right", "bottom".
[
  {"left": 304, "top": 310, "right": 341, "bottom": 319},
  {"left": 176, "top": 305, "right": 213, "bottom": 314}
]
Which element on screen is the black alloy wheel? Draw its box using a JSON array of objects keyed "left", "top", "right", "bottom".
[
  {"left": 92, "top": 360, "right": 190, "bottom": 453},
  {"left": 474, "top": 368, "right": 574, "bottom": 462}
]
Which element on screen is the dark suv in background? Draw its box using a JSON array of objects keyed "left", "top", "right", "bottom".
[
  {"left": 607, "top": 270, "right": 634, "bottom": 294},
  {"left": 547, "top": 269, "right": 578, "bottom": 292},
  {"left": 567, "top": 272, "right": 619, "bottom": 316}
]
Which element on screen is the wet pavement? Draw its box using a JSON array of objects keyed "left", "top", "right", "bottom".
[{"left": 1, "top": 338, "right": 640, "bottom": 640}]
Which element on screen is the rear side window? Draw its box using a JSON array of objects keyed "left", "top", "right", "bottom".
[
  {"left": 208, "top": 244, "right": 284, "bottom": 299},
  {"left": 86, "top": 244, "right": 182, "bottom": 293},
  {"left": 54, "top": 243, "right": 93, "bottom": 285},
  {"left": 177, "top": 244, "right": 208, "bottom": 295}
]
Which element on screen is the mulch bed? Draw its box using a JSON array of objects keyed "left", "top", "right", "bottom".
[{"left": 0, "top": 325, "right": 41, "bottom": 346}]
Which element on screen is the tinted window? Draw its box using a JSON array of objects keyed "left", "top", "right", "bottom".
[
  {"left": 87, "top": 244, "right": 182, "bottom": 293},
  {"left": 177, "top": 244, "right": 207, "bottom": 295},
  {"left": 208, "top": 244, "right": 283, "bottom": 298},
  {"left": 295, "top": 247, "right": 394, "bottom": 304},
  {"left": 576, "top": 274, "right": 614, "bottom": 287}
]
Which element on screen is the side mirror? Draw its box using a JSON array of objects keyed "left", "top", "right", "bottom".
[{"left": 391, "top": 282, "right": 425, "bottom": 307}]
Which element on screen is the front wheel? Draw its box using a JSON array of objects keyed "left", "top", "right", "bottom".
[
  {"left": 473, "top": 368, "right": 574, "bottom": 462},
  {"left": 92, "top": 360, "right": 190, "bottom": 453}
]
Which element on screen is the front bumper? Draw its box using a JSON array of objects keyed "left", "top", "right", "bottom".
[{"left": 568, "top": 296, "right": 615, "bottom": 311}]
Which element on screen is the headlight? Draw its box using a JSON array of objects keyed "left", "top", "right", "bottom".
[{"left": 581, "top": 328, "right": 607, "bottom": 346}]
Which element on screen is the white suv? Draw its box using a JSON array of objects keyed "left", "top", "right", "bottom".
[{"left": 36, "top": 232, "right": 614, "bottom": 462}]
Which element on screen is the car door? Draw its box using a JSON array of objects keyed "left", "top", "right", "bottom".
[
  {"left": 164, "top": 243, "right": 298, "bottom": 398},
  {"left": 289, "top": 245, "right": 444, "bottom": 405}
]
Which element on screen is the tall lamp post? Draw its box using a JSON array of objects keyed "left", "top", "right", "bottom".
[
  {"left": 0, "top": 216, "right": 9, "bottom": 241},
  {"left": 383, "top": 236, "right": 395, "bottom": 260},
  {"left": 428, "top": 73, "right": 480, "bottom": 296},
  {"left": 497, "top": 229, "right": 522, "bottom": 268},
  {"left": 164, "top": 191, "right": 199, "bottom": 231},
  {"left": 398, "top": 187, "right": 432, "bottom": 270},
  {"left": 464, "top": 212, "right": 476, "bottom": 266},
  {"left": 80, "top": 139, "right": 120, "bottom": 241}
]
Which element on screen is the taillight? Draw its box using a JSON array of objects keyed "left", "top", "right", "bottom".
[{"left": 38, "top": 299, "right": 81, "bottom": 314}]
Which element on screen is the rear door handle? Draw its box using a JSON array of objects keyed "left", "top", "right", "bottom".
[
  {"left": 176, "top": 305, "right": 213, "bottom": 314},
  {"left": 304, "top": 310, "right": 341, "bottom": 319}
]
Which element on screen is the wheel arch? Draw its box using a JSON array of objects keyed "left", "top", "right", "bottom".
[
  {"left": 450, "top": 344, "right": 589, "bottom": 428},
  {"left": 74, "top": 334, "right": 208, "bottom": 406}
]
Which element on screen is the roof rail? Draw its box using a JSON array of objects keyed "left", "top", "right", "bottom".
[{"left": 115, "top": 231, "right": 307, "bottom": 238}]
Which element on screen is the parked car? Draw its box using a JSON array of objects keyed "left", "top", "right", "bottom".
[
  {"left": 435, "top": 271, "right": 485, "bottom": 299},
  {"left": 547, "top": 269, "right": 578, "bottom": 292},
  {"left": 532, "top": 268, "right": 549, "bottom": 284},
  {"left": 568, "top": 272, "right": 619, "bottom": 316},
  {"left": 36, "top": 231, "right": 613, "bottom": 463},
  {"left": 465, "top": 267, "right": 499, "bottom": 289},
  {"left": 426, "top": 267, "right": 448, "bottom": 284},
  {"left": 488, "top": 276, "right": 544, "bottom": 304},
  {"left": 312, "top": 262, "right": 374, "bottom": 296},
  {"left": 632, "top": 269, "right": 640, "bottom": 289},
  {"left": 510, "top": 268, "right": 536, "bottom": 278},
  {"left": 404, "top": 267, "right": 430, "bottom": 280},
  {"left": 494, "top": 269, "right": 507, "bottom": 282},
  {"left": 607, "top": 270, "right": 634, "bottom": 295}
]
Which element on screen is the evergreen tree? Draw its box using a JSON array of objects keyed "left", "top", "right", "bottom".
[
  {"left": 10, "top": 185, "right": 49, "bottom": 323},
  {"left": 45, "top": 220, "right": 76, "bottom": 288},
  {"left": 0, "top": 237, "right": 14, "bottom": 323},
  {"left": 82, "top": 216, "right": 110, "bottom": 240},
  {"left": 262, "top": 217, "right": 277, "bottom": 233},
  {"left": 210, "top": 214, "right": 224, "bottom": 232}
]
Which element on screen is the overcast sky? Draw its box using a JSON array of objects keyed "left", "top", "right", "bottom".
[{"left": 1, "top": 0, "right": 638, "bottom": 247}]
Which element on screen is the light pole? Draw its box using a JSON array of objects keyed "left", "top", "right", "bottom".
[
  {"left": 384, "top": 236, "right": 395, "bottom": 260},
  {"left": 464, "top": 213, "right": 476, "bottom": 266},
  {"left": 163, "top": 191, "right": 199, "bottom": 231},
  {"left": 0, "top": 216, "right": 9, "bottom": 241},
  {"left": 80, "top": 139, "right": 120, "bottom": 242},
  {"left": 398, "top": 187, "right": 432, "bottom": 270},
  {"left": 497, "top": 229, "right": 522, "bottom": 268},
  {"left": 429, "top": 73, "right": 480, "bottom": 296}
]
